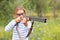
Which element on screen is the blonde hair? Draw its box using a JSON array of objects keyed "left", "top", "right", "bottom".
[{"left": 13, "top": 6, "right": 26, "bottom": 14}]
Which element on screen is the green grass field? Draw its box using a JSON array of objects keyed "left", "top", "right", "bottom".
[{"left": 0, "top": 17, "right": 60, "bottom": 40}]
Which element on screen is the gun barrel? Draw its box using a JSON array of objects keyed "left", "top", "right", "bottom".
[{"left": 29, "top": 16, "right": 47, "bottom": 23}]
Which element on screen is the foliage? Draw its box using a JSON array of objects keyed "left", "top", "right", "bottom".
[{"left": 0, "top": 0, "right": 60, "bottom": 23}]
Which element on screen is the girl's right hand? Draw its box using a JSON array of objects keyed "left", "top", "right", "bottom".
[{"left": 15, "top": 15, "right": 23, "bottom": 23}]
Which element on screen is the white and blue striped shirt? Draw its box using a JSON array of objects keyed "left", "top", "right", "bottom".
[{"left": 5, "top": 20, "right": 32, "bottom": 40}]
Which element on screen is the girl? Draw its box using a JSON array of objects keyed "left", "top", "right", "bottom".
[{"left": 5, "top": 6, "right": 32, "bottom": 40}]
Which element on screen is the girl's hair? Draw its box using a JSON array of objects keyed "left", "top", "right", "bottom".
[{"left": 13, "top": 6, "right": 26, "bottom": 14}]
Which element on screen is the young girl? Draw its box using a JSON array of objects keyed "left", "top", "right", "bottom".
[{"left": 5, "top": 6, "right": 32, "bottom": 40}]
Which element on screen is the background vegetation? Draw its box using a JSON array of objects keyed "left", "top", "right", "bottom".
[{"left": 0, "top": 0, "right": 60, "bottom": 40}]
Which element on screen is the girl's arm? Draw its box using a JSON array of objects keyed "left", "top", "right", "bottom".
[
  {"left": 5, "top": 16, "right": 22, "bottom": 32},
  {"left": 5, "top": 19, "right": 16, "bottom": 32}
]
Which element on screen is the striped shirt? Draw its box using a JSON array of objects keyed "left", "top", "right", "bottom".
[{"left": 5, "top": 20, "right": 32, "bottom": 40}]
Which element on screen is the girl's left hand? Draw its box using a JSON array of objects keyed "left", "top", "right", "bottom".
[{"left": 21, "top": 17, "right": 29, "bottom": 26}]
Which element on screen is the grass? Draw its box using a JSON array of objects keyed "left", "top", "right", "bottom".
[
  {"left": 0, "top": 17, "right": 60, "bottom": 40},
  {"left": 0, "top": 27, "right": 12, "bottom": 40}
]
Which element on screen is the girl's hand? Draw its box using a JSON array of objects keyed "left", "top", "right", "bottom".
[
  {"left": 15, "top": 15, "right": 23, "bottom": 23},
  {"left": 21, "top": 17, "right": 29, "bottom": 26},
  {"left": 22, "top": 17, "right": 29, "bottom": 23}
]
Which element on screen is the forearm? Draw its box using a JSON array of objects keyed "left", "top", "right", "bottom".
[{"left": 5, "top": 19, "right": 16, "bottom": 32}]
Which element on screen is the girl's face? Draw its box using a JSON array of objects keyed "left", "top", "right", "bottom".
[{"left": 13, "top": 9, "right": 26, "bottom": 19}]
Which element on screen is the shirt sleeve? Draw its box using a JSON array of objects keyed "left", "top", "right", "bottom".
[
  {"left": 5, "top": 19, "right": 16, "bottom": 32},
  {"left": 27, "top": 21, "right": 32, "bottom": 29}
]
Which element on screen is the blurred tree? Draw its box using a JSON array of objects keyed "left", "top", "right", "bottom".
[
  {"left": 27, "top": 0, "right": 49, "bottom": 17},
  {"left": 56, "top": 0, "right": 60, "bottom": 10},
  {"left": 53, "top": 0, "right": 57, "bottom": 18},
  {"left": 0, "top": 0, "right": 15, "bottom": 26}
]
